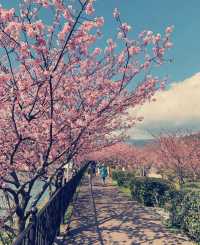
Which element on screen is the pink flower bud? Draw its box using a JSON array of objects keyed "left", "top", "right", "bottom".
[
  {"left": 164, "top": 41, "right": 173, "bottom": 48},
  {"left": 113, "top": 8, "right": 120, "bottom": 18},
  {"left": 96, "top": 17, "right": 104, "bottom": 27},
  {"left": 165, "top": 26, "right": 174, "bottom": 33},
  {"left": 121, "top": 23, "right": 132, "bottom": 33},
  {"left": 85, "top": 3, "right": 94, "bottom": 15}
]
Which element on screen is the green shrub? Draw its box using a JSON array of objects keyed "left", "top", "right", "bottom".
[
  {"left": 111, "top": 170, "right": 119, "bottom": 181},
  {"left": 112, "top": 170, "right": 134, "bottom": 187},
  {"left": 169, "top": 190, "right": 200, "bottom": 242},
  {"left": 130, "top": 177, "right": 174, "bottom": 207},
  {"left": 169, "top": 189, "right": 186, "bottom": 226},
  {"left": 181, "top": 181, "right": 200, "bottom": 191}
]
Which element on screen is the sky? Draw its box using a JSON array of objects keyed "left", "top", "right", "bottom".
[
  {"left": 94, "top": 0, "right": 200, "bottom": 82},
  {"left": 1, "top": 0, "right": 200, "bottom": 139},
  {"left": 94, "top": 0, "right": 200, "bottom": 139},
  {"left": 128, "top": 72, "right": 200, "bottom": 139}
]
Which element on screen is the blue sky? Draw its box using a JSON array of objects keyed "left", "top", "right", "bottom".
[
  {"left": 1, "top": 0, "right": 199, "bottom": 82},
  {"left": 94, "top": 0, "right": 200, "bottom": 83},
  {"left": 1, "top": 0, "right": 200, "bottom": 138}
]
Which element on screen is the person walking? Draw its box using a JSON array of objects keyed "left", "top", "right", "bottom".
[
  {"left": 88, "top": 161, "right": 96, "bottom": 185},
  {"left": 90, "top": 161, "right": 97, "bottom": 176},
  {"left": 88, "top": 165, "right": 93, "bottom": 185},
  {"left": 99, "top": 164, "right": 108, "bottom": 185}
]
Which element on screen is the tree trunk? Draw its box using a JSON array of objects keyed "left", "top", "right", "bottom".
[
  {"left": 141, "top": 166, "right": 147, "bottom": 177},
  {"left": 178, "top": 175, "right": 185, "bottom": 186},
  {"left": 16, "top": 207, "right": 26, "bottom": 234},
  {"left": 3, "top": 191, "right": 14, "bottom": 226},
  {"left": 17, "top": 216, "right": 25, "bottom": 234}
]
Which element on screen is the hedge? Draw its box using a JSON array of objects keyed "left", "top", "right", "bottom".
[
  {"left": 181, "top": 181, "right": 200, "bottom": 191},
  {"left": 130, "top": 177, "right": 174, "bottom": 207},
  {"left": 169, "top": 189, "right": 200, "bottom": 242},
  {"left": 112, "top": 170, "right": 134, "bottom": 187}
]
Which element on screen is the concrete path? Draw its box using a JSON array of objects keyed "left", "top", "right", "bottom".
[{"left": 55, "top": 177, "right": 195, "bottom": 245}]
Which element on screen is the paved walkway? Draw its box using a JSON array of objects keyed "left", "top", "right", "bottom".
[{"left": 55, "top": 177, "right": 195, "bottom": 245}]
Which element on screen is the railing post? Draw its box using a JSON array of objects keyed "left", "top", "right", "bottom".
[
  {"left": 29, "top": 207, "right": 38, "bottom": 245},
  {"left": 55, "top": 169, "right": 64, "bottom": 237},
  {"left": 61, "top": 188, "right": 65, "bottom": 225}
]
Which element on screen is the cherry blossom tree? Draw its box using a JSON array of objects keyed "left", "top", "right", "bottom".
[
  {"left": 130, "top": 144, "right": 158, "bottom": 177},
  {"left": 86, "top": 142, "right": 158, "bottom": 177},
  {"left": 0, "top": 0, "right": 173, "bottom": 236},
  {"left": 86, "top": 143, "right": 138, "bottom": 169},
  {"left": 155, "top": 132, "right": 200, "bottom": 185}
]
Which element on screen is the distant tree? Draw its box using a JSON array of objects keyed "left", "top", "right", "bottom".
[
  {"left": 86, "top": 142, "right": 158, "bottom": 177},
  {"left": 155, "top": 132, "right": 200, "bottom": 185},
  {"left": 132, "top": 144, "right": 158, "bottom": 177},
  {"left": 86, "top": 143, "right": 138, "bottom": 169}
]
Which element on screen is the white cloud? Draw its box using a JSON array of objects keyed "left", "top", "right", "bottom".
[{"left": 128, "top": 72, "right": 200, "bottom": 139}]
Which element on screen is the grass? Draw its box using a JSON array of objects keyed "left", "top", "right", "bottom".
[
  {"left": 62, "top": 184, "right": 81, "bottom": 226},
  {"left": 64, "top": 204, "right": 73, "bottom": 224},
  {"left": 112, "top": 180, "right": 132, "bottom": 198},
  {"left": 181, "top": 181, "right": 200, "bottom": 190},
  {"left": 59, "top": 204, "right": 74, "bottom": 234},
  {"left": 0, "top": 232, "right": 14, "bottom": 245}
]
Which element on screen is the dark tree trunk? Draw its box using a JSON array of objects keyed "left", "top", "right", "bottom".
[
  {"left": 17, "top": 216, "right": 26, "bottom": 234},
  {"left": 16, "top": 207, "right": 25, "bottom": 234}
]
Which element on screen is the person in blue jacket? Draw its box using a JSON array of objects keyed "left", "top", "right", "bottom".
[{"left": 99, "top": 164, "right": 108, "bottom": 185}]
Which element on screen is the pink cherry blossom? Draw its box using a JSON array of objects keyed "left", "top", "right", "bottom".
[
  {"left": 95, "top": 17, "right": 104, "bottom": 27},
  {"left": 129, "top": 46, "right": 141, "bottom": 55},
  {"left": 121, "top": 23, "right": 132, "bottom": 33},
  {"left": 85, "top": 3, "right": 94, "bottom": 15},
  {"left": 113, "top": 8, "right": 120, "bottom": 18},
  {"left": 164, "top": 41, "right": 173, "bottom": 48},
  {"left": 92, "top": 47, "right": 101, "bottom": 56},
  {"left": 165, "top": 26, "right": 174, "bottom": 33}
]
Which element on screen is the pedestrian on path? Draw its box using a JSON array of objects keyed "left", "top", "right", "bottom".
[
  {"left": 88, "top": 165, "right": 93, "bottom": 185},
  {"left": 88, "top": 161, "right": 96, "bottom": 185},
  {"left": 90, "top": 161, "right": 97, "bottom": 176},
  {"left": 99, "top": 164, "right": 108, "bottom": 185}
]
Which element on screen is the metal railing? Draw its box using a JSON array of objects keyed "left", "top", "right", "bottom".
[{"left": 12, "top": 163, "right": 88, "bottom": 245}]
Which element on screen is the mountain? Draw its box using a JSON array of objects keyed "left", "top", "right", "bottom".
[{"left": 127, "top": 139, "right": 154, "bottom": 147}]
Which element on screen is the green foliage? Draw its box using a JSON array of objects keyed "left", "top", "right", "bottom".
[
  {"left": 169, "top": 189, "right": 200, "bottom": 242},
  {"left": 130, "top": 177, "right": 174, "bottom": 207},
  {"left": 64, "top": 204, "right": 73, "bottom": 224},
  {"left": 169, "top": 190, "right": 186, "bottom": 226},
  {"left": 112, "top": 170, "right": 135, "bottom": 187},
  {"left": 0, "top": 231, "right": 13, "bottom": 245},
  {"left": 181, "top": 181, "right": 200, "bottom": 191},
  {"left": 119, "top": 186, "right": 132, "bottom": 197}
]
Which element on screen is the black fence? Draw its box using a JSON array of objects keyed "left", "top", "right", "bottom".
[{"left": 12, "top": 163, "right": 88, "bottom": 245}]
